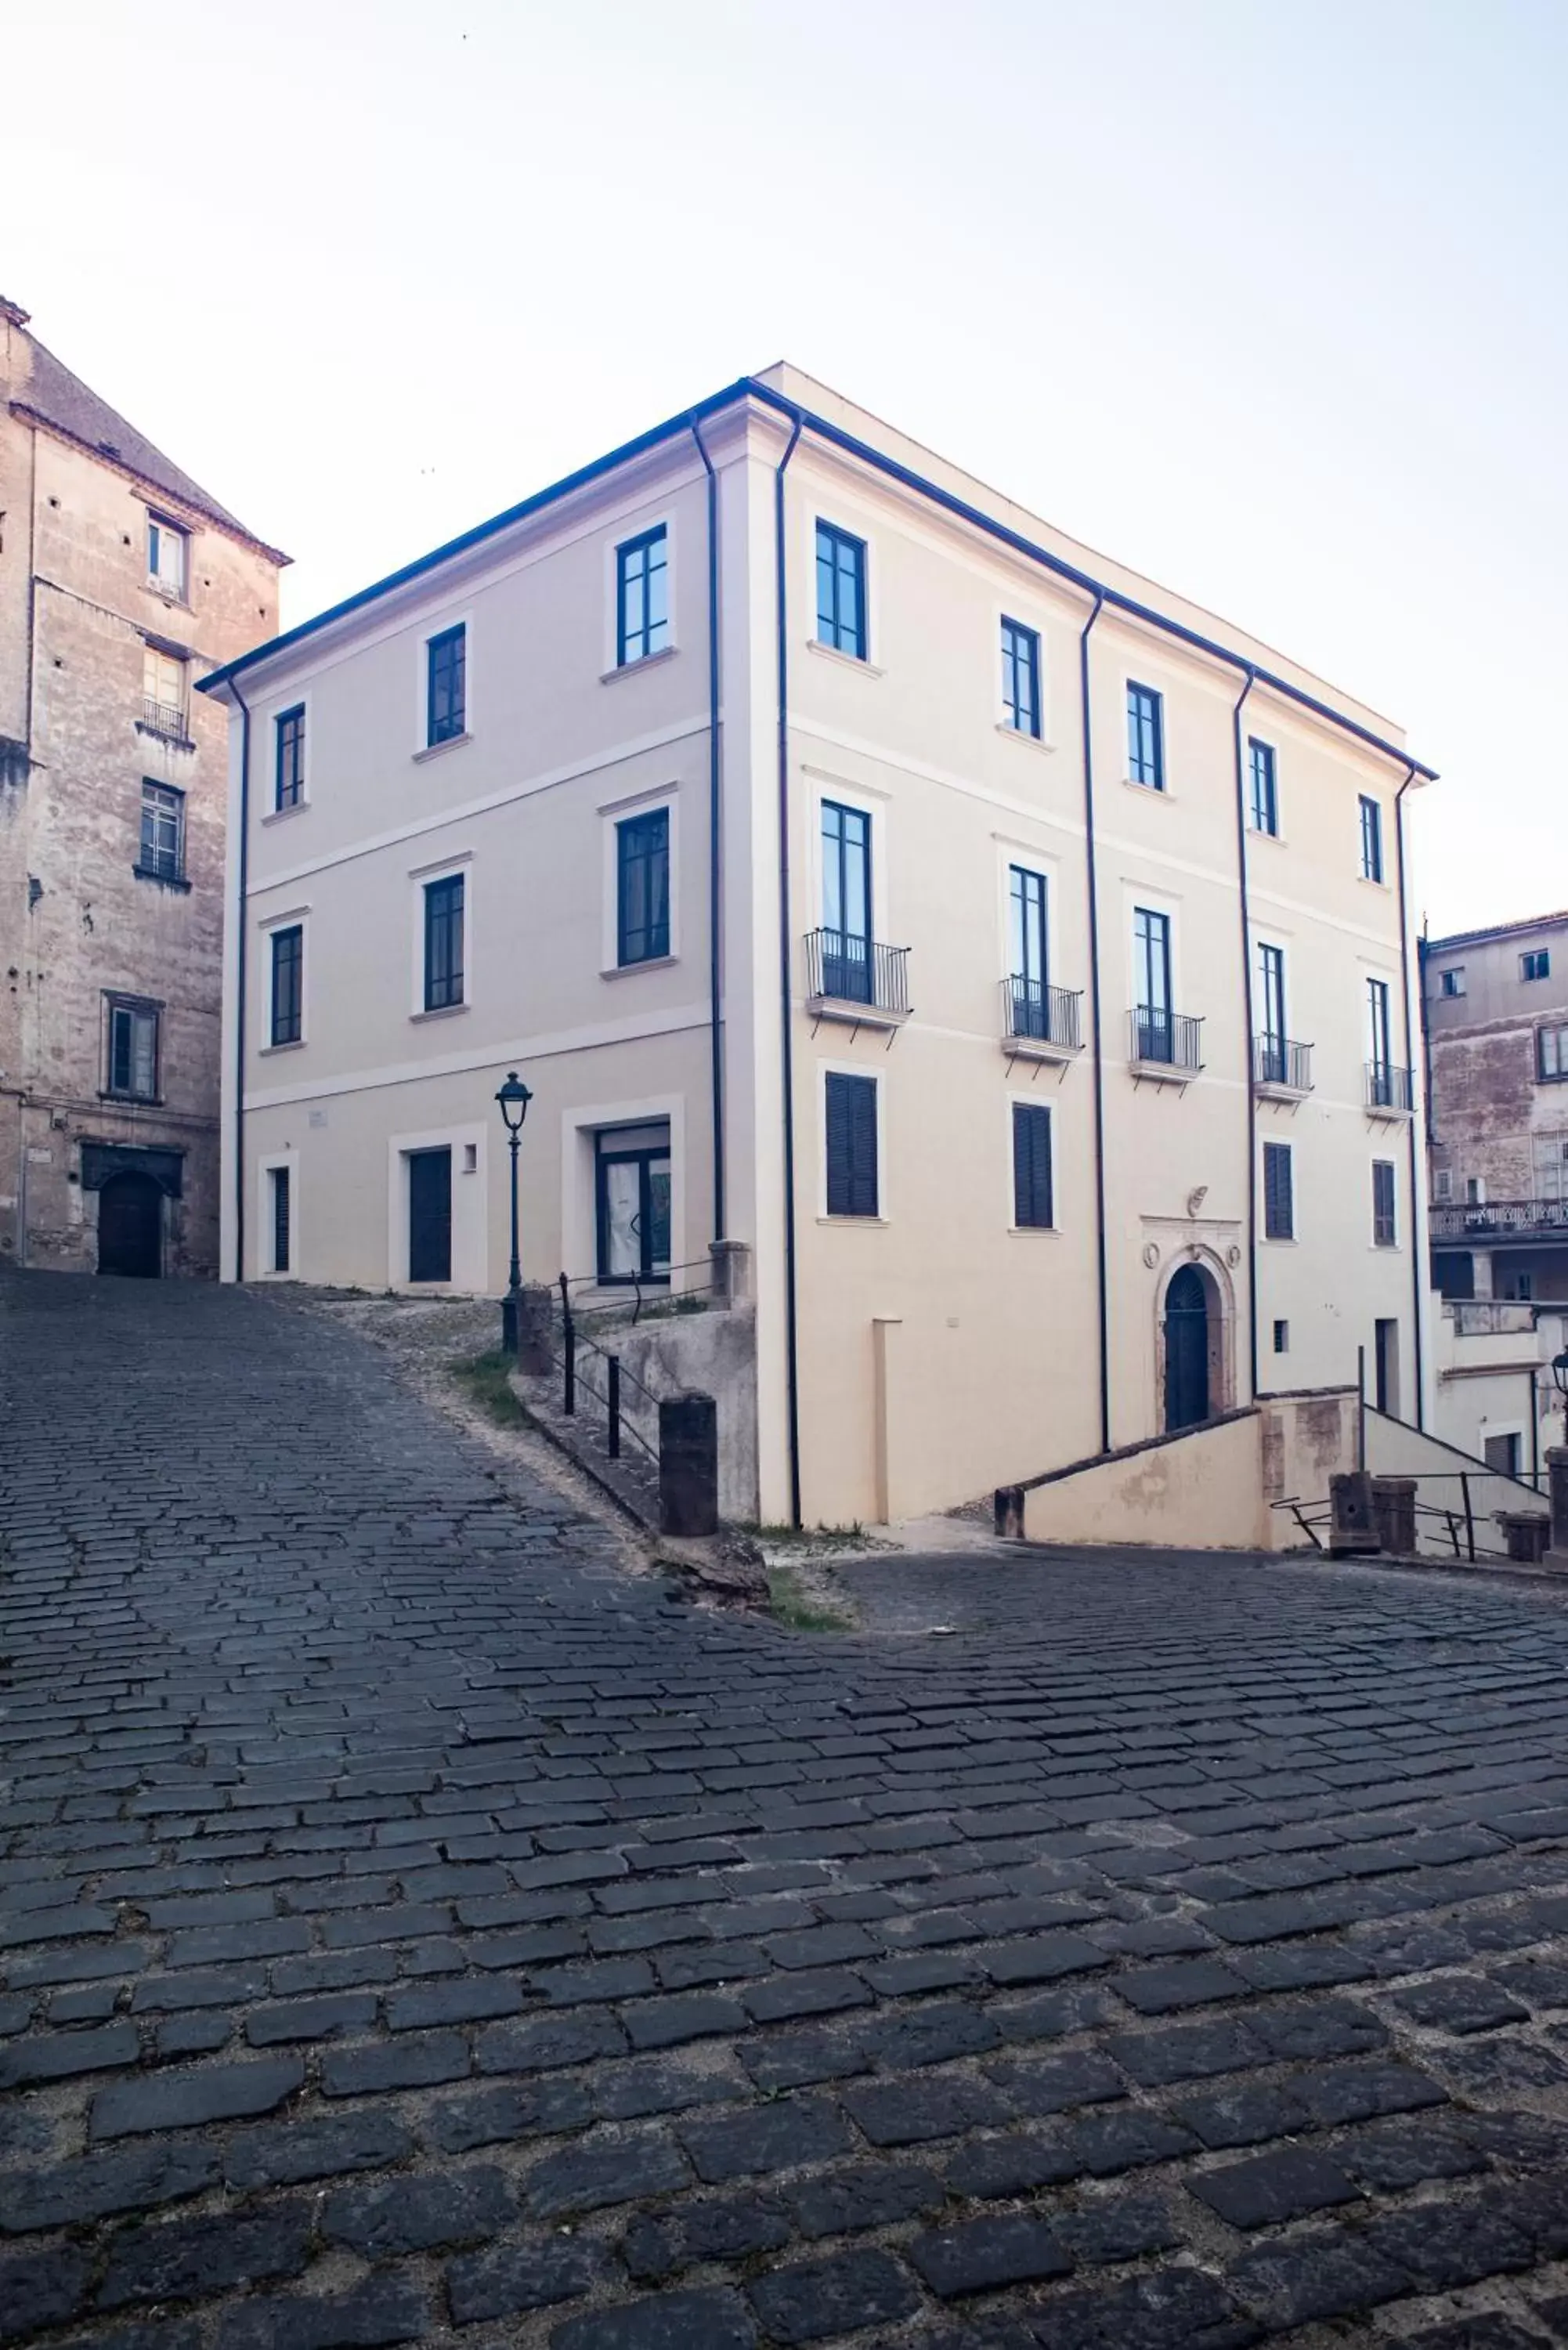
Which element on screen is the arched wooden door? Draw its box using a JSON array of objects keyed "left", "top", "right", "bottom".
[
  {"left": 1163, "top": 1263, "right": 1210, "bottom": 1430},
  {"left": 97, "top": 1173, "right": 164, "bottom": 1278}
]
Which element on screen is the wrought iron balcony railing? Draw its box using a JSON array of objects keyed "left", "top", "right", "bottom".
[
  {"left": 1002, "top": 976, "right": 1083, "bottom": 1054},
  {"left": 1129, "top": 1007, "right": 1203, "bottom": 1074},
  {"left": 1366, "top": 1060, "right": 1414, "bottom": 1113},
  {"left": 804, "top": 929, "right": 911, "bottom": 1026},
  {"left": 1252, "top": 1034, "right": 1313, "bottom": 1094},
  {"left": 140, "top": 698, "right": 190, "bottom": 743},
  {"left": 1429, "top": 1197, "right": 1568, "bottom": 1241}
]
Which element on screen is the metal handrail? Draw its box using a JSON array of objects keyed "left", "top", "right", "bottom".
[
  {"left": 1003, "top": 976, "right": 1082, "bottom": 1050},
  {"left": 804, "top": 928, "right": 910, "bottom": 1014},
  {"left": 141, "top": 697, "right": 190, "bottom": 741},
  {"left": 1252, "top": 1035, "right": 1313, "bottom": 1091},
  {"left": 1429, "top": 1198, "right": 1568, "bottom": 1238},
  {"left": 1129, "top": 1007, "right": 1203, "bottom": 1071},
  {"left": 1366, "top": 1060, "right": 1414, "bottom": 1112}
]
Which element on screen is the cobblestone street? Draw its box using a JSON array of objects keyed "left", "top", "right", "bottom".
[{"left": 8, "top": 1272, "right": 1568, "bottom": 2350}]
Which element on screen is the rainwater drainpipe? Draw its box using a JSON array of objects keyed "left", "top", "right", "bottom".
[
  {"left": 1393, "top": 762, "right": 1425, "bottom": 1425},
  {"left": 1231, "top": 667, "right": 1259, "bottom": 1399},
  {"left": 773, "top": 406, "right": 805, "bottom": 1525},
  {"left": 690, "top": 418, "right": 724, "bottom": 1246},
  {"left": 1078, "top": 591, "right": 1111, "bottom": 1455},
  {"left": 231, "top": 674, "right": 252, "bottom": 1284}
]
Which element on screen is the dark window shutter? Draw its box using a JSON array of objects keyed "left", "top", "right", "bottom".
[
  {"left": 826, "top": 1073, "right": 877, "bottom": 1217},
  {"left": 1263, "top": 1141, "right": 1292, "bottom": 1240},
  {"left": 1012, "top": 1103, "right": 1053, "bottom": 1228}
]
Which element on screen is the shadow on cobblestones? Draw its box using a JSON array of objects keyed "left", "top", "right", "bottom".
[{"left": 5, "top": 1271, "right": 1568, "bottom": 2348}]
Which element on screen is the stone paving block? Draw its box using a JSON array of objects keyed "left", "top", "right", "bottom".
[
  {"left": 0, "top": 2246, "right": 91, "bottom": 2342},
  {"left": 942, "top": 2127, "right": 1078, "bottom": 2197},
  {"left": 0, "top": 2020, "right": 141, "bottom": 2086},
  {"left": 323, "top": 2168, "right": 515, "bottom": 2256},
  {"left": 681, "top": 2095, "right": 854, "bottom": 2182},
  {"left": 746, "top": 2248, "right": 920, "bottom": 2342},
  {"left": 526, "top": 2131, "right": 692, "bottom": 2216},
  {"left": 912, "top": 2212, "right": 1070, "bottom": 2297},
  {"left": 786, "top": 2160, "right": 944, "bottom": 2239},
  {"left": 623, "top": 2195, "right": 791, "bottom": 2282},
  {"left": 475, "top": 2011, "right": 627, "bottom": 2074},
  {"left": 224, "top": 2113, "right": 414, "bottom": 2192},
  {"left": 447, "top": 2235, "right": 609, "bottom": 2323},
  {"left": 1389, "top": 1973, "right": 1532, "bottom": 2034},
  {"left": 93, "top": 2055, "right": 305, "bottom": 2140},
  {"left": 98, "top": 2204, "right": 313, "bottom": 2309},
  {"left": 214, "top": 2276, "right": 432, "bottom": 2350},
  {"left": 1190, "top": 2144, "right": 1360, "bottom": 2228},
  {"left": 1, "top": 2142, "right": 219, "bottom": 2235},
  {"left": 1107, "top": 2017, "right": 1267, "bottom": 2087},
  {"left": 245, "top": 1994, "right": 378, "bottom": 2045},
  {"left": 1227, "top": 2222, "right": 1414, "bottom": 2327},
  {"left": 551, "top": 2288, "right": 757, "bottom": 2350},
  {"left": 1364, "top": 2196, "right": 1536, "bottom": 2290}
]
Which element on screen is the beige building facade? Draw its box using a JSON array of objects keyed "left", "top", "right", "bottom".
[
  {"left": 0, "top": 298, "right": 285, "bottom": 1276},
  {"left": 205, "top": 369, "right": 1433, "bottom": 1526}
]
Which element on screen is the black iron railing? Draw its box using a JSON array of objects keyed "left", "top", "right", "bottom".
[
  {"left": 141, "top": 698, "right": 190, "bottom": 742},
  {"left": 1003, "top": 977, "right": 1082, "bottom": 1051},
  {"left": 1253, "top": 1035, "right": 1313, "bottom": 1091},
  {"left": 1366, "top": 1061, "right": 1414, "bottom": 1112},
  {"left": 1430, "top": 1197, "right": 1568, "bottom": 1239},
  {"left": 804, "top": 929, "right": 910, "bottom": 1015},
  {"left": 1130, "top": 1007, "right": 1203, "bottom": 1071}
]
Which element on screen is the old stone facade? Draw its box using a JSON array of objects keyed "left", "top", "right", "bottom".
[
  {"left": 0, "top": 298, "right": 284, "bottom": 1275},
  {"left": 1423, "top": 909, "right": 1568, "bottom": 1303}
]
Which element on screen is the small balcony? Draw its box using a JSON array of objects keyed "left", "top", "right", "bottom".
[
  {"left": 1129, "top": 1007, "right": 1203, "bottom": 1083},
  {"left": 1366, "top": 1061, "right": 1414, "bottom": 1115},
  {"left": 804, "top": 928, "right": 911, "bottom": 1032},
  {"left": 1253, "top": 1034, "right": 1313, "bottom": 1100},
  {"left": 139, "top": 698, "right": 192, "bottom": 745},
  {"left": 1001, "top": 976, "right": 1083, "bottom": 1064},
  {"left": 1430, "top": 1196, "right": 1568, "bottom": 1243}
]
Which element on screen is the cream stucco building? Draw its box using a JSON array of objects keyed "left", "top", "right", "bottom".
[{"left": 204, "top": 368, "right": 1435, "bottom": 1528}]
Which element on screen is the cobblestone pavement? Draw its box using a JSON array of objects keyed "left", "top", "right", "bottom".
[{"left": 6, "top": 1274, "right": 1568, "bottom": 2350}]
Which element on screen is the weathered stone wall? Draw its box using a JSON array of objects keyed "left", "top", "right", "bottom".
[{"left": 0, "top": 330, "right": 281, "bottom": 1274}]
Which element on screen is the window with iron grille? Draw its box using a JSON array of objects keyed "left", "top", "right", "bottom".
[
  {"left": 1248, "top": 738, "right": 1277, "bottom": 834},
  {"left": 1001, "top": 619, "right": 1041, "bottom": 737},
  {"left": 142, "top": 645, "right": 187, "bottom": 738},
  {"left": 815, "top": 522, "right": 867, "bottom": 660},
  {"left": 616, "top": 527, "right": 669, "bottom": 666},
  {"left": 1372, "top": 1158, "right": 1397, "bottom": 1247},
  {"left": 1263, "top": 1140, "right": 1294, "bottom": 1240},
  {"left": 1012, "top": 1102, "right": 1053, "bottom": 1228},
  {"left": 269, "top": 925, "right": 302, "bottom": 1046},
  {"left": 1522, "top": 949, "right": 1552, "bottom": 982},
  {"left": 825, "top": 1072, "right": 878, "bottom": 1217},
  {"left": 105, "top": 996, "right": 160, "bottom": 1101},
  {"left": 616, "top": 808, "right": 670, "bottom": 964},
  {"left": 1127, "top": 682, "right": 1165, "bottom": 789},
  {"left": 275, "top": 706, "right": 305, "bottom": 808},
  {"left": 426, "top": 625, "right": 466, "bottom": 746},
  {"left": 271, "top": 1166, "right": 291, "bottom": 1274},
  {"left": 139, "top": 781, "right": 184, "bottom": 880},
  {"left": 146, "top": 515, "right": 187, "bottom": 598},
  {"left": 1359, "top": 793, "right": 1384, "bottom": 881},
  {"left": 423, "top": 874, "right": 464, "bottom": 1010}
]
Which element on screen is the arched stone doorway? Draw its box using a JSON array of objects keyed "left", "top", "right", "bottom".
[
  {"left": 1154, "top": 1249, "right": 1235, "bottom": 1433},
  {"left": 97, "top": 1172, "right": 164, "bottom": 1278}
]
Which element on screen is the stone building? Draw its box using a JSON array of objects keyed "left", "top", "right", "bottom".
[
  {"left": 1423, "top": 909, "right": 1568, "bottom": 1304},
  {"left": 0, "top": 298, "right": 285, "bottom": 1275}
]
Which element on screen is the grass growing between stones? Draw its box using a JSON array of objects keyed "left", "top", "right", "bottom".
[
  {"left": 767, "top": 1564, "right": 856, "bottom": 1633},
  {"left": 451, "top": 1350, "right": 530, "bottom": 1430}
]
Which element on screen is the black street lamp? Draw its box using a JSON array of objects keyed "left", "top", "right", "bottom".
[
  {"left": 495, "top": 1070, "right": 533, "bottom": 1356},
  {"left": 1552, "top": 1347, "right": 1568, "bottom": 1448}
]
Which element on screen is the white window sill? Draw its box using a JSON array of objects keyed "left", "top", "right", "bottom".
[
  {"left": 1248, "top": 825, "right": 1285, "bottom": 844},
  {"left": 262, "top": 801, "right": 309, "bottom": 826},
  {"left": 1007, "top": 1224, "right": 1060, "bottom": 1237},
  {"left": 259, "top": 1039, "right": 305, "bottom": 1056},
  {"left": 410, "top": 1003, "right": 470, "bottom": 1023},
  {"left": 1358, "top": 874, "right": 1391, "bottom": 891},
  {"left": 600, "top": 954, "right": 679, "bottom": 979},
  {"left": 996, "top": 723, "right": 1056, "bottom": 753},
  {"left": 414, "top": 732, "right": 472, "bottom": 765},
  {"left": 1124, "top": 776, "right": 1173, "bottom": 800},
  {"left": 818, "top": 1213, "right": 888, "bottom": 1227},
  {"left": 600, "top": 645, "right": 679, "bottom": 684},
  {"left": 806, "top": 639, "right": 883, "bottom": 678}
]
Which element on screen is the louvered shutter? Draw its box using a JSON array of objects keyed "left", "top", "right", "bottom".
[
  {"left": 1012, "top": 1104, "right": 1053, "bottom": 1228},
  {"left": 1263, "top": 1141, "right": 1293, "bottom": 1240},
  {"left": 826, "top": 1074, "right": 877, "bottom": 1217}
]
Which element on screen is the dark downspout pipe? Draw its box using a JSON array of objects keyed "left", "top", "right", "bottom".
[
  {"left": 1231, "top": 669, "right": 1259, "bottom": 1399},
  {"left": 1393, "top": 764, "right": 1425, "bottom": 1426},
  {"left": 774, "top": 408, "right": 805, "bottom": 1524},
  {"left": 690, "top": 418, "right": 724, "bottom": 1246},
  {"left": 1078, "top": 592, "right": 1111, "bottom": 1455},
  {"left": 230, "top": 676, "right": 252, "bottom": 1283}
]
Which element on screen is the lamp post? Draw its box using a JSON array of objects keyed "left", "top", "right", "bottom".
[
  {"left": 1553, "top": 1347, "right": 1568, "bottom": 1450},
  {"left": 495, "top": 1070, "right": 533, "bottom": 1356}
]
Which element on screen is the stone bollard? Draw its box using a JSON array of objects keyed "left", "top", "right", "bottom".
[
  {"left": 1370, "top": 1476, "right": 1417, "bottom": 1559},
  {"left": 512, "top": 1283, "right": 555, "bottom": 1378},
  {"left": 659, "top": 1391, "right": 719, "bottom": 1538},
  {"left": 1497, "top": 1511, "right": 1552, "bottom": 1566},
  {"left": 709, "top": 1239, "right": 752, "bottom": 1308},
  {"left": 995, "top": 1487, "right": 1025, "bottom": 1540},
  {"left": 1328, "top": 1471, "right": 1380, "bottom": 1556},
  {"left": 1546, "top": 1448, "right": 1568, "bottom": 1574}
]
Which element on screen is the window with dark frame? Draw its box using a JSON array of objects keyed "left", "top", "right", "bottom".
[
  {"left": 815, "top": 522, "right": 867, "bottom": 660},
  {"left": 1248, "top": 738, "right": 1278, "bottom": 834},
  {"left": 1273, "top": 1318, "right": 1289, "bottom": 1353},
  {"left": 423, "top": 875, "right": 464, "bottom": 1010},
  {"left": 146, "top": 516, "right": 187, "bottom": 599},
  {"left": 1372, "top": 1158, "right": 1397, "bottom": 1247},
  {"left": 139, "top": 781, "right": 184, "bottom": 880},
  {"left": 1133, "top": 905, "right": 1172, "bottom": 1059},
  {"left": 105, "top": 996, "right": 159, "bottom": 1101},
  {"left": 1001, "top": 619, "right": 1041, "bottom": 737},
  {"left": 275, "top": 706, "right": 305, "bottom": 809},
  {"left": 594, "top": 1128, "right": 671, "bottom": 1284},
  {"left": 1522, "top": 949, "right": 1552, "bottom": 982},
  {"left": 269, "top": 924, "right": 302, "bottom": 1047},
  {"left": 271, "top": 1166, "right": 291, "bottom": 1274},
  {"left": 426, "top": 625, "right": 466, "bottom": 746},
  {"left": 616, "top": 526, "right": 669, "bottom": 666},
  {"left": 1127, "top": 682, "right": 1165, "bottom": 790},
  {"left": 1440, "top": 967, "right": 1465, "bottom": 997},
  {"left": 820, "top": 799, "right": 873, "bottom": 1002},
  {"left": 1359, "top": 793, "right": 1384, "bottom": 881},
  {"left": 825, "top": 1072, "right": 878, "bottom": 1218},
  {"left": 1009, "top": 865, "right": 1049, "bottom": 1037},
  {"left": 1538, "top": 1025, "right": 1568, "bottom": 1082},
  {"left": 616, "top": 808, "right": 670, "bottom": 965},
  {"left": 1012, "top": 1102, "right": 1053, "bottom": 1229},
  {"left": 1257, "top": 942, "right": 1287, "bottom": 1079},
  {"left": 1368, "top": 975, "right": 1393, "bottom": 1089},
  {"left": 1263, "top": 1139, "right": 1294, "bottom": 1240}
]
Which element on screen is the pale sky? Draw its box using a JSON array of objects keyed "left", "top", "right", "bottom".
[{"left": 9, "top": 0, "right": 1564, "bottom": 937}]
